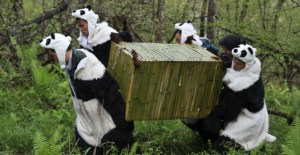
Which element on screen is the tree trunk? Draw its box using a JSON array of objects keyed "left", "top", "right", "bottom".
[
  {"left": 271, "top": 0, "right": 285, "bottom": 40},
  {"left": 155, "top": 0, "right": 165, "bottom": 43},
  {"left": 207, "top": 0, "right": 216, "bottom": 42},
  {"left": 200, "top": 0, "right": 208, "bottom": 37},
  {"left": 235, "top": 0, "right": 239, "bottom": 22},
  {"left": 240, "top": 0, "right": 250, "bottom": 23}
]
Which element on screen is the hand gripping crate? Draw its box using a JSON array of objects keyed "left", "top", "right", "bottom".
[{"left": 107, "top": 42, "right": 225, "bottom": 121}]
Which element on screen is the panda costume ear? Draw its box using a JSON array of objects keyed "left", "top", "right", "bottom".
[
  {"left": 187, "top": 20, "right": 191, "bottom": 23},
  {"left": 242, "top": 40, "right": 246, "bottom": 45},
  {"left": 86, "top": 5, "right": 91, "bottom": 11},
  {"left": 51, "top": 33, "right": 55, "bottom": 39}
]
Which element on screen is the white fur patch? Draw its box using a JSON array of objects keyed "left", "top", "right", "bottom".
[
  {"left": 221, "top": 103, "right": 276, "bottom": 150},
  {"left": 74, "top": 98, "right": 116, "bottom": 147},
  {"left": 90, "top": 22, "right": 118, "bottom": 45},
  {"left": 74, "top": 49, "right": 106, "bottom": 80},
  {"left": 78, "top": 22, "right": 117, "bottom": 48},
  {"left": 223, "top": 58, "right": 261, "bottom": 92}
]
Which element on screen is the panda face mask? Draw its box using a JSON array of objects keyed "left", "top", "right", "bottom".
[
  {"left": 232, "top": 44, "right": 257, "bottom": 71},
  {"left": 40, "top": 33, "right": 72, "bottom": 69}
]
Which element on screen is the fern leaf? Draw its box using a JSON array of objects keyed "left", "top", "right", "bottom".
[
  {"left": 281, "top": 115, "right": 300, "bottom": 155},
  {"left": 129, "top": 141, "right": 139, "bottom": 155}
]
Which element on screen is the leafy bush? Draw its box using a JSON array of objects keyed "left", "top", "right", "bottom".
[{"left": 281, "top": 115, "right": 300, "bottom": 155}]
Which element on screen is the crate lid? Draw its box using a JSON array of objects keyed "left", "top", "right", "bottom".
[{"left": 116, "top": 42, "right": 220, "bottom": 62}]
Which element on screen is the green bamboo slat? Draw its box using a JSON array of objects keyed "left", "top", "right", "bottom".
[
  {"left": 132, "top": 64, "right": 147, "bottom": 120},
  {"left": 125, "top": 60, "right": 135, "bottom": 120},
  {"left": 197, "top": 62, "right": 208, "bottom": 118},
  {"left": 205, "top": 63, "right": 217, "bottom": 116},
  {"left": 206, "top": 63, "right": 219, "bottom": 115},
  {"left": 194, "top": 62, "right": 206, "bottom": 118},
  {"left": 118, "top": 52, "right": 127, "bottom": 98},
  {"left": 201, "top": 63, "right": 213, "bottom": 117},
  {"left": 209, "top": 62, "right": 222, "bottom": 115},
  {"left": 141, "top": 62, "right": 155, "bottom": 120},
  {"left": 211, "top": 62, "right": 225, "bottom": 113},
  {"left": 164, "top": 62, "right": 177, "bottom": 119},
  {"left": 157, "top": 62, "right": 172, "bottom": 119},
  {"left": 108, "top": 44, "right": 117, "bottom": 76},
  {"left": 153, "top": 62, "right": 167, "bottom": 119},
  {"left": 195, "top": 62, "right": 207, "bottom": 118},
  {"left": 167, "top": 62, "right": 181, "bottom": 119},
  {"left": 150, "top": 62, "right": 161, "bottom": 120},
  {"left": 140, "top": 62, "right": 154, "bottom": 120},
  {"left": 175, "top": 62, "right": 189, "bottom": 118},
  {"left": 138, "top": 63, "right": 151, "bottom": 120},
  {"left": 187, "top": 62, "right": 199, "bottom": 118},
  {"left": 182, "top": 63, "right": 191, "bottom": 118},
  {"left": 189, "top": 62, "right": 200, "bottom": 118},
  {"left": 185, "top": 62, "right": 199, "bottom": 118},
  {"left": 144, "top": 62, "right": 160, "bottom": 120},
  {"left": 212, "top": 63, "right": 223, "bottom": 106}
]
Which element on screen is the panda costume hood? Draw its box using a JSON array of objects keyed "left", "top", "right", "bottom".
[
  {"left": 223, "top": 44, "right": 260, "bottom": 91},
  {"left": 175, "top": 20, "right": 202, "bottom": 46},
  {"left": 204, "top": 43, "right": 276, "bottom": 152},
  {"left": 40, "top": 33, "right": 71, "bottom": 69}
]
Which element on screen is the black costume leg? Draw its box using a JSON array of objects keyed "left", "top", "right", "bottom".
[{"left": 75, "top": 127, "right": 104, "bottom": 155}]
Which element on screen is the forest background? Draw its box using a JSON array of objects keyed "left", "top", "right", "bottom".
[{"left": 0, "top": 0, "right": 300, "bottom": 154}]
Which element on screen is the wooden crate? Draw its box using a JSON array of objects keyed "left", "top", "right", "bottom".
[{"left": 107, "top": 42, "right": 225, "bottom": 121}]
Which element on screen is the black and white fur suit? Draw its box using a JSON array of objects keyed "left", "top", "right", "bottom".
[
  {"left": 40, "top": 33, "right": 135, "bottom": 155},
  {"left": 203, "top": 44, "right": 276, "bottom": 153}
]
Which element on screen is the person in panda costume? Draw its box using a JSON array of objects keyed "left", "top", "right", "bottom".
[
  {"left": 39, "top": 33, "right": 138, "bottom": 155},
  {"left": 174, "top": 20, "right": 203, "bottom": 46},
  {"left": 173, "top": 20, "right": 219, "bottom": 56},
  {"left": 174, "top": 20, "right": 220, "bottom": 145},
  {"left": 203, "top": 43, "right": 276, "bottom": 153},
  {"left": 72, "top": 5, "right": 132, "bottom": 68}
]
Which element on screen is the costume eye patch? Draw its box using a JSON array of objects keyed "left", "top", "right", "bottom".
[
  {"left": 80, "top": 10, "right": 85, "bottom": 15},
  {"left": 46, "top": 38, "right": 51, "bottom": 45},
  {"left": 248, "top": 47, "right": 253, "bottom": 55},
  {"left": 241, "top": 50, "right": 247, "bottom": 57}
]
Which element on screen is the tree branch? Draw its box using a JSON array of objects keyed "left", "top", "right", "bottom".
[
  {"left": 28, "top": 1, "right": 68, "bottom": 25},
  {"left": 129, "top": 27, "right": 144, "bottom": 42},
  {"left": 268, "top": 109, "right": 294, "bottom": 125},
  {"left": 218, "top": 26, "right": 283, "bottom": 54}
]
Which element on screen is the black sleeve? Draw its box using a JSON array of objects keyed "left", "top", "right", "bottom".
[
  {"left": 203, "top": 85, "right": 246, "bottom": 134},
  {"left": 243, "top": 77, "right": 265, "bottom": 113},
  {"left": 118, "top": 31, "right": 133, "bottom": 42},
  {"left": 90, "top": 71, "right": 134, "bottom": 132},
  {"left": 92, "top": 40, "right": 112, "bottom": 68}
]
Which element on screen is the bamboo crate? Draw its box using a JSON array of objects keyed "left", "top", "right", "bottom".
[{"left": 107, "top": 42, "right": 225, "bottom": 121}]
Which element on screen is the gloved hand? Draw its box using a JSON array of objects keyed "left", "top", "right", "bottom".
[
  {"left": 220, "top": 52, "right": 232, "bottom": 69},
  {"left": 185, "top": 35, "right": 196, "bottom": 44}
]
